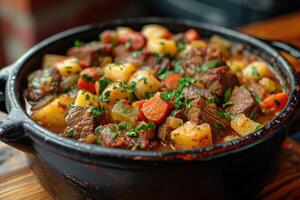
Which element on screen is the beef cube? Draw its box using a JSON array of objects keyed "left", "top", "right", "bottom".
[
  {"left": 144, "top": 55, "right": 172, "bottom": 76},
  {"left": 182, "top": 85, "right": 213, "bottom": 100},
  {"left": 67, "top": 42, "right": 112, "bottom": 66},
  {"left": 200, "top": 66, "right": 238, "bottom": 96},
  {"left": 113, "top": 45, "right": 146, "bottom": 66},
  {"left": 64, "top": 105, "right": 96, "bottom": 139},
  {"left": 227, "top": 86, "right": 259, "bottom": 117},
  {"left": 27, "top": 67, "right": 61, "bottom": 102},
  {"left": 188, "top": 98, "right": 230, "bottom": 133}
]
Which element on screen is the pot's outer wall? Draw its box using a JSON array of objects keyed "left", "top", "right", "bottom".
[
  {"left": 27, "top": 128, "right": 286, "bottom": 200},
  {"left": 4, "top": 18, "right": 299, "bottom": 200}
]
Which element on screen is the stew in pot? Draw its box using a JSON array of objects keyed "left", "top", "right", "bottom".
[{"left": 25, "top": 24, "right": 288, "bottom": 151}]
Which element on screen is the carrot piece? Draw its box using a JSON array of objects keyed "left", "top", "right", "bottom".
[
  {"left": 184, "top": 29, "right": 200, "bottom": 42},
  {"left": 162, "top": 73, "right": 181, "bottom": 91},
  {"left": 132, "top": 100, "right": 147, "bottom": 121},
  {"left": 142, "top": 94, "right": 171, "bottom": 124},
  {"left": 262, "top": 92, "right": 289, "bottom": 112},
  {"left": 77, "top": 78, "right": 96, "bottom": 93}
]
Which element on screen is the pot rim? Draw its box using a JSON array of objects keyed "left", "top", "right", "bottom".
[{"left": 8, "top": 17, "right": 300, "bottom": 162}]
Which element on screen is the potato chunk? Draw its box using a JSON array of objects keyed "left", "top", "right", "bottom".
[
  {"left": 32, "top": 94, "right": 74, "bottom": 131},
  {"left": 129, "top": 70, "right": 161, "bottom": 98},
  {"left": 100, "top": 81, "right": 131, "bottom": 103},
  {"left": 230, "top": 114, "right": 262, "bottom": 137},
  {"left": 74, "top": 90, "right": 98, "bottom": 107},
  {"left": 226, "top": 60, "right": 246, "bottom": 73},
  {"left": 259, "top": 77, "right": 276, "bottom": 92},
  {"left": 242, "top": 61, "right": 271, "bottom": 81},
  {"left": 104, "top": 63, "right": 136, "bottom": 82},
  {"left": 147, "top": 38, "right": 177, "bottom": 56},
  {"left": 55, "top": 57, "right": 81, "bottom": 77},
  {"left": 111, "top": 102, "right": 138, "bottom": 126},
  {"left": 42, "top": 54, "right": 68, "bottom": 68},
  {"left": 142, "top": 24, "right": 170, "bottom": 39},
  {"left": 171, "top": 121, "right": 213, "bottom": 150}
]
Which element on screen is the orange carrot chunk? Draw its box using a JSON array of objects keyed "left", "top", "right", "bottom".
[
  {"left": 142, "top": 94, "right": 171, "bottom": 124},
  {"left": 132, "top": 100, "right": 147, "bottom": 121},
  {"left": 162, "top": 73, "right": 181, "bottom": 91},
  {"left": 262, "top": 92, "right": 288, "bottom": 112}
]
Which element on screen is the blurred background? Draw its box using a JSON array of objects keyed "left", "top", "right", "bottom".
[{"left": 0, "top": 0, "right": 300, "bottom": 66}]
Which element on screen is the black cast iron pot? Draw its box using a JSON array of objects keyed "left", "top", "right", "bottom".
[{"left": 0, "top": 18, "right": 300, "bottom": 200}]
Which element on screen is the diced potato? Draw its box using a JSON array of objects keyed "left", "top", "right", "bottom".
[
  {"left": 230, "top": 114, "right": 262, "bottom": 137},
  {"left": 104, "top": 63, "right": 136, "bottom": 82},
  {"left": 190, "top": 40, "right": 207, "bottom": 49},
  {"left": 116, "top": 26, "right": 134, "bottom": 37},
  {"left": 32, "top": 94, "right": 74, "bottom": 131},
  {"left": 171, "top": 121, "right": 213, "bottom": 150},
  {"left": 100, "top": 81, "right": 131, "bottom": 103},
  {"left": 210, "top": 35, "right": 231, "bottom": 50},
  {"left": 55, "top": 58, "right": 81, "bottom": 76},
  {"left": 142, "top": 24, "right": 170, "bottom": 39},
  {"left": 129, "top": 70, "right": 161, "bottom": 98},
  {"left": 147, "top": 38, "right": 177, "bottom": 56},
  {"left": 242, "top": 61, "right": 271, "bottom": 81},
  {"left": 74, "top": 90, "right": 98, "bottom": 107},
  {"left": 168, "top": 117, "right": 183, "bottom": 129},
  {"left": 226, "top": 60, "right": 246, "bottom": 73},
  {"left": 111, "top": 102, "right": 138, "bottom": 126},
  {"left": 42, "top": 54, "right": 68, "bottom": 68},
  {"left": 99, "top": 56, "right": 113, "bottom": 67},
  {"left": 259, "top": 77, "right": 276, "bottom": 93}
]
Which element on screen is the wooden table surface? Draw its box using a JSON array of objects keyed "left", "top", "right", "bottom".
[{"left": 1, "top": 12, "right": 300, "bottom": 200}]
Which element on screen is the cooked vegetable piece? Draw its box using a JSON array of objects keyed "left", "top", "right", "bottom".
[
  {"left": 111, "top": 102, "right": 138, "bottom": 126},
  {"left": 142, "top": 24, "right": 171, "bottom": 39},
  {"left": 230, "top": 114, "right": 262, "bottom": 137},
  {"left": 162, "top": 73, "right": 181, "bottom": 90},
  {"left": 129, "top": 70, "right": 161, "bottom": 98},
  {"left": 171, "top": 121, "right": 213, "bottom": 150},
  {"left": 226, "top": 60, "right": 245, "bottom": 73},
  {"left": 259, "top": 77, "right": 276, "bottom": 93},
  {"left": 55, "top": 57, "right": 81, "bottom": 76},
  {"left": 184, "top": 29, "right": 200, "bottom": 42},
  {"left": 118, "top": 32, "right": 147, "bottom": 51},
  {"left": 32, "top": 94, "right": 74, "bottom": 131},
  {"left": 104, "top": 62, "right": 136, "bottom": 82},
  {"left": 42, "top": 54, "right": 68, "bottom": 68},
  {"left": 132, "top": 100, "right": 147, "bottom": 121},
  {"left": 190, "top": 40, "right": 207, "bottom": 48},
  {"left": 142, "top": 93, "right": 171, "bottom": 124},
  {"left": 74, "top": 90, "right": 98, "bottom": 107},
  {"left": 100, "top": 81, "right": 131, "bottom": 103},
  {"left": 95, "top": 77, "right": 111, "bottom": 96},
  {"left": 262, "top": 92, "right": 288, "bottom": 112},
  {"left": 147, "top": 38, "right": 177, "bottom": 56},
  {"left": 158, "top": 116, "right": 183, "bottom": 143},
  {"left": 242, "top": 61, "right": 271, "bottom": 81}
]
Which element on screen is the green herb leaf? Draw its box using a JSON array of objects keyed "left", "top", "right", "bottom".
[
  {"left": 224, "top": 88, "right": 232, "bottom": 103},
  {"left": 74, "top": 39, "right": 84, "bottom": 47},
  {"left": 177, "top": 40, "right": 185, "bottom": 52},
  {"left": 82, "top": 74, "right": 96, "bottom": 82},
  {"left": 97, "top": 77, "right": 111, "bottom": 95}
]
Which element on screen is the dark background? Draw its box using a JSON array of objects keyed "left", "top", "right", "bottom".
[{"left": 0, "top": 0, "right": 300, "bottom": 66}]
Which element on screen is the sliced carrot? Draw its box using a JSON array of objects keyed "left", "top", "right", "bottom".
[
  {"left": 262, "top": 92, "right": 289, "bottom": 112},
  {"left": 162, "top": 73, "right": 181, "bottom": 91},
  {"left": 132, "top": 100, "right": 147, "bottom": 121},
  {"left": 142, "top": 94, "right": 171, "bottom": 124}
]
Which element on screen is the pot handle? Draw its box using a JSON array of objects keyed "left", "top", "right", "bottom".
[
  {"left": 0, "top": 64, "right": 33, "bottom": 153},
  {"left": 260, "top": 39, "right": 300, "bottom": 64}
]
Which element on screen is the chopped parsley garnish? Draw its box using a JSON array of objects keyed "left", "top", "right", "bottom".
[
  {"left": 124, "top": 38, "right": 132, "bottom": 49},
  {"left": 222, "top": 101, "right": 234, "bottom": 107},
  {"left": 224, "top": 88, "right": 232, "bottom": 103},
  {"left": 255, "top": 95, "right": 262, "bottom": 103},
  {"left": 251, "top": 66, "right": 260, "bottom": 77},
  {"left": 206, "top": 98, "right": 215, "bottom": 104},
  {"left": 273, "top": 99, "right": 281, "bottom": 107},
  {"left": 280, "top": 84, "right": 286, "bottom": 92},
  {"left": 66, "top": 128, "right": 74, "bottom": 136},
  {"left": 212, "top": 122, "right": 225, "bottom": 131},
  {"left": 115, "top": 122, "right": 132, "bottom": 131},
  {"left": 110, "top": 132, "right": 117, "bottom": 141},
  {"left": 126, "top": 122, "right": 156, "bottom": 138},
  {"left": 177, "top": 40, "right": 185, "bottom": 52},
  {"left": 82, "top": 74, "right": 96, "bottom": 82},
  {"left": 97, "top": 77, "right": 111, "bottom": 95},
  {"left": 174, "top": 63, "right": 183, "bottom": 74},
  {"left": 90, "top": 109, "right": 100, "bottom": 118},
  {"left": 195, "top": 59, "right": 221, "bottom": 73},
  {"left": 216, "top": 110, "right": 235, "bottom": 120},
  {"left": 131, "top": 49, "right": 142, "bottom": 58},
  {"left": 85, "top": 93, "right": 90, "bottom": 100},
  {"left": 100, "top": 91, "right": 111, "bottom": 102},
  {"left": 74, "top": 39, "right": 84, "bottom": 47}
]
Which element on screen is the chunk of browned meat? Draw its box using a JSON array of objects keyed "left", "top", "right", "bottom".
[
  {"left": 64, "top": 105, "right": 96, "bottom": 139},
  {"left": 200, "top": 66, "right": 238, "bottom": 96},
  {"left": 188, "top": 98, "right": 230, "bottom": 132},
  {"left": 27, "top": 67, "right": 61, "bottom": 102},
  {"left": 227, "top": 86, "right": 259, "bottom": 117},
  {"left": 247, "top": 81, "right": 268, "bottom": 100},
  {"left": 182, "top": 85, "right": 213, "bottom": 100},
  {"left": 157, "top": 117, "right": 180, "bottom": 144},
  {"left": 96, "top": 124, "right": 151, "bottom": 150},
  {"left": 144, "top": 55, "right": 172, "bottom": 76},
  {"left": 177, "top": 45, "right": 224, "bottom": 76},
  {"left": 113, "top": 45, "right": 146, "bottom": 66},
  {"left": 67, "top": 42, "right": 112, "bottom": 66}
]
